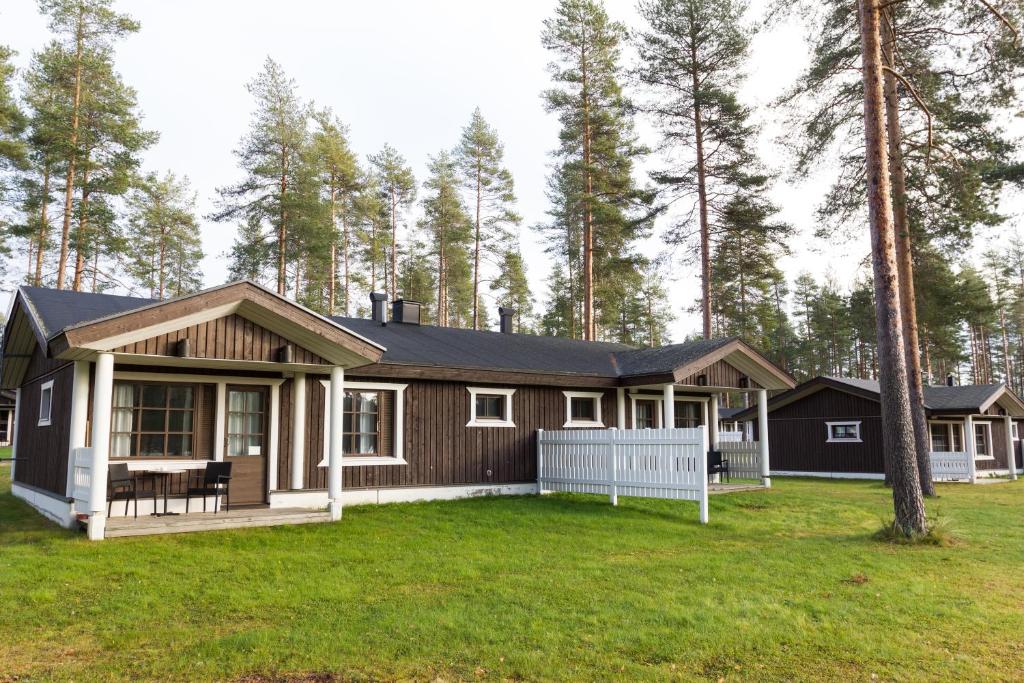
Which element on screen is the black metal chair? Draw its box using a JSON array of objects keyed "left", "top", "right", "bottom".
[
  {"left": 107, "top": 463, "right": 156, "bottom": 518},
  {"left": 185, "top": 462, "right": 232, "bottom": 514},
  {"left": 707, "top": 450, "right": 730, "bottom": 483}
]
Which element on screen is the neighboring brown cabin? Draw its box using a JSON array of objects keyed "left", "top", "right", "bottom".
[{"left": 733, "top": 376, "right": 1024, "bottom": 480}]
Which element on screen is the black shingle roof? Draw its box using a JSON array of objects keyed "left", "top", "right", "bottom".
[
  {"left": 19, "top": 286, "right": 158, "bottom": 340},
  {"left": 13, "top": 286, "right": 753, "bottom": 381},
  {"left": 826, "top": 376, "right": 1004, "bottom": 412}
]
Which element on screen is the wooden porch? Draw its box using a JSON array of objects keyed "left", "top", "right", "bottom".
[{"left": 103, "top": 507, "right": 331, "bottom": 538}]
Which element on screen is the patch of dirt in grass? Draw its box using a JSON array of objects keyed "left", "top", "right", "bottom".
[{"left": 843, "top": 573, "right": 870, "bottom": 585}]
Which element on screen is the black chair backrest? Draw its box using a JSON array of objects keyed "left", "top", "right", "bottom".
[
  {"left": 707, "top": 450, "right": 723, "bottom": 468},
  {"left": 205, "top": 461, "right": 232, "bottom": 483},
  {"left": 109, "top": 463, "right": 131, "bottom": 483}
]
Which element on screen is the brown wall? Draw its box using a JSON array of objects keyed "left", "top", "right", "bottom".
[
  {"left": 759, "top": 387, "right": 886, "bottom": 474},
  {"left": 281, "top": 378, "right": 620, "bottom": 491},
  {"left": 114, "top": 313, "right": 327, "bottom": 365},
  {"left": 13, "top": 353, "right": 74, "bottom": 496}
]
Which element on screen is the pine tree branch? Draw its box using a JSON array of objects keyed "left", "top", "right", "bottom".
[
  {"left": 976, "top": 0, "right": 1019, "bottom": 46},
  {"left": 881, "top": 65, "right": 934, "bottom": 163}
]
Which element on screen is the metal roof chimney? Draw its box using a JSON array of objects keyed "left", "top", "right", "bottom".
[
  {"left": 370, "top": 292, "right": 387, "bottom": 324},
  {"left": 498, "top": 306, "right": 516, "bottom": 334}
]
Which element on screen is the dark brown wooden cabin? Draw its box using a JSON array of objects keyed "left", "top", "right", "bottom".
[
  {"left": 1, "top": 281, "right": 794, "bottom": 539},
  {"left": 733, "top": 376, "right": 1024, "bottom": 480}
]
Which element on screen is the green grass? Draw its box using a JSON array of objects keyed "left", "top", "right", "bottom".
[{"left": 1, "top": 470, "right": 1023, "bottom": 682}]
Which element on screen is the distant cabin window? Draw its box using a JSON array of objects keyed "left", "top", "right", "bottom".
[
  {"left": 674, "top": 401, "right": 702, "bottom": 429},
  {"left": 38, "top": 380, "right": 54, "bottom": 426},
  {"left": 1013, "top": 423, "right": 1019, "bottom": 441},
  {"left": 344, "top": 391, "right": 380, "bottom": 456},
  {"left": 563, "top": 391, "right": 604, "bottom": 428},
  {"left": 111, "top": 382, "right": 196, "bottom": 458},
  {"left": 467, "top": 387, "right": 516, "bottom": 428},
  {"left": 635, "top": 400, "right": 657, "bottom": 429},
  {"left": 826, "top": 421, "right": 861, "bottom": 443},
  {"left": 929, "top": 423, "right": 963, "bottom": 453},
  {"left": 974, "top": 423, "right": 992, "bottom": 458}
]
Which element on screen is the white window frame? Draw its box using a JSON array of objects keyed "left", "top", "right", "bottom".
[
  {"left": 1012, "top": 421, "right": 1019, "bottom": 441},
  {"left": 826, "top": 421, "right": 861, "bottom": 443},
  {"left": 37, "top": 380, "right": 54, "bottom": 427},
  {"left": 318, "top": 380, "right": 408, "bottom": 467},
  {"left": 928, "top": 420, "right": 965, "bottom": 453},
  {"left": 467, "top": 387, "right": 516, "bottom": 428},
  {"left": 973, "top": 420, "right": 994, "bottom": 460},
  {"left": 562, "top": 391, "right": 605, "bottom": 428},
  {"left": 627, "top": 393, "right": 709, "bottom": 429}
]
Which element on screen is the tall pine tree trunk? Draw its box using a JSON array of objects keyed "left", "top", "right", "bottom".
[
  {"left": 858, "top": 0, "right": 926, "bottom": 535},
  {"left": 581, "top": 39, "right": 595, "bottom": 341},
  {"left": 72, "top": 165, "right": 90, "bottom": 292},
  {"left": 390, "top": 189, "right": 398, "bottom": 302},
  {"left": 277, "top": 147, "right": 288, "bottom": 295},
  {"left": 882, "top": 14, "right": 934, "bottom": 496},
  {"left": 35, "top": 162, "right": 51, "bottom": 286},
  {"left": 57, "top": 15, "right": 84, "bottom": 291},
  {"left": 690, "top": 21, "right": 712, "bottom": 340},
  {"left": 472, "top": 163, "right": 482, "bottom": 330}
]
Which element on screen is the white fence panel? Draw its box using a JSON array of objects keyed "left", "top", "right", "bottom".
[
  {"left": 931, "top": 451, "right": 971, "bottom": 481},
  {"left": 537, "top": 428, "right": 708, "bottom": 523},
  {"left": 72, "top": 447, "right": 93, "bottom": 510},
  {"left": 718, "top": 440, "right": 761, "bottom": 480},
  {"left": 718, "top": 431, "right": 744, "bottom": 442}
]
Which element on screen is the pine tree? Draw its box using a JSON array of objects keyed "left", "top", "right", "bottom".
[
  {"left": 635, "top": 0, "right": 779, "bottom": 340},
  {"left": 455, "top": 108, "right": 520, "bottom": 329},
  {"left": 214, "top": 57, "right": 309, "bottom": 295},
  {"left": 490, "top": 245, "right": 534, "bottom": 332},
  {"left": 397, "top": 240, "right": 437, "bottom": 324},
  {"left": 37, "top": 0, "right": 139, "bottom": 290},
  {"left": 368, "top": 144, "right": 415, "bottom": 301},
  {"left": 419, "top": 151, "right": 472, "bottom": 327},
  {"left": 541, "top": 0, "right": 652, "bottom": 340},
  {"left": 227, "top": 215, "right": 273, "bottom": 283},
  {"left": 125, "top": 171, "right": 202, "bottom": 299},
  {"left": 0, "top": 45, "right": 27, "bottom": 198}
]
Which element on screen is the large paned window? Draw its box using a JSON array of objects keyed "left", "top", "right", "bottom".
[
  {"left": 226, "top": 388, "right": 265, "bottom": 457},
  {"left": 974, "top": 422, "right": 992, "bottom": 457},
  {"left": 929, "top": 422, "right": 964, "bottom": 453},
  {"left": 111, "top": 383, "right": 195, "bottom": 458},
  {"left": 674, "top": 401, "right": 702, "bottom": 429},
  {"left": 344, "top": 391, "right": 380, "bottom": 456}
]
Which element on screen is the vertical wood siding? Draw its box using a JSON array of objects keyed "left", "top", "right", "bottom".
[
  {"left": 114, "top": 313, "right": 327, "bottom": 364},
  {"left": 13, "top": 362, "right": 74, "bottom": 495}
]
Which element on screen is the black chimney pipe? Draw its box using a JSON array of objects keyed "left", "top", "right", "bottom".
[
  {"left": 370, "top": 292, "right": 387, "bottom": 324},
  {"left": 946, "top": 373, "right": 955, "bottom": 387},
  {"left": 498, "top": 306, "right": 516, "bottom": 334}
]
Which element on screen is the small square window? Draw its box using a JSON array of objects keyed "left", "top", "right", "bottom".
[
  {"left": 827, "top": 422, "right": 860, "bottom": 442},
  {"left": 571, "top": 396, "right": 596, "bottom": 421},
  {"left": 38, "top": 380, "right": 54, "bottom": 427},
  {"left": 563, "top": 391, "right": 604, "bottom": 428},
  {"left": 475, "top": 395, "right": 505, "bottom": 420}
]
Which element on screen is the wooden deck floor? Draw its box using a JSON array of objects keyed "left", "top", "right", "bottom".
[{"left": 105, "top": 507, "right": 332, "bottom": 538}]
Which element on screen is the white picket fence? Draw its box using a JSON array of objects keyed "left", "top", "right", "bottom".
[
  {"left": 71, "top": 447, "right": 94, "bottom": 511},
  {"left": 717, "top": 440, "right": 761, "bottom": 480},
  {"left": 537, "top": 427, "right": 709, "bottom": 523},
  {"left": 930, "top": 451, "right": 972, "bottom": 481},
  {"left": 718, "top": 431, "right": 744, "bottom": 442}
]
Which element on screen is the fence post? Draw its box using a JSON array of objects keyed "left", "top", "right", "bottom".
[
  {"left": 757, "top": 388, "right": 771, "bottom": 489},
  {"left": 608, "top": 428, "right": 618, "bottom": 506},
  {"left": 537, "top": 429, "right": 545, "bottom": 494},
  {"left": 1004, "top": 416, "right": 1017, "bottom": 481},
  {"left": 698, "top": 425, "right": 709, "bottom": 524}
]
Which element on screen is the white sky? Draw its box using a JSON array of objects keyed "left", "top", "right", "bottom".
[{"left": 1, "top": 0, "right": 1018, "bottom": 339}]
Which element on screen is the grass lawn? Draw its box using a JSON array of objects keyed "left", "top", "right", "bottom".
[{"left": 1, "top": 470, "right": 1023, "bottom": 682}]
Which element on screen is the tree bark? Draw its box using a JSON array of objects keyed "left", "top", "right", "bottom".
[
  {"left": 390, "top": 188, "right": 398, "bottom": 302},
  {"left": 278, "top": 145, "right": 288, "bottom": 295},
  {"left": 57, "top": 11, "right": 85, "bottom": 291},
  {"left": 328, "top": 186, "right": 337, "bottom": 315},
  {"left": 72, "top": 164, "right": 90, "bottom": 292},
  {"left": 882, "top": 13, "right": 934, "bottom": 496},
  {"left": 472, "top": 162, "right": 482, "bottom": 330},
  {"left": 690, "top": 17, "right": 713, "bottom": 340},
  {"left": 35, "top": 162, "right": 51, "bottom": 286},
  {"left": 581, "top": 34, "right": 595, "bottom": 341},
  {"left": 858, "top": 0, "right": 927, "bottom": 534}
]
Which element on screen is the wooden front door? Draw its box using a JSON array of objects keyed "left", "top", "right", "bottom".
[{"left": 225, "top": 386, "right": 268, "bottom": 506}]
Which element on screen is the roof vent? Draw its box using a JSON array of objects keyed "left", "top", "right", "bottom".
[
  {"left": 370, "top": 292, "right": 387, "bottom": 324},
  {"left": 946, "top": 373, "right": 955, "bottom": 387},
  {"left": 392, "top": 299, "right": 422, "bottom": 325},
  {"left": 278, "top": 345, "right": 294, "bottom": 364},
  {"left": 498, "top": 306, "right": 516, "bottom": 334}
]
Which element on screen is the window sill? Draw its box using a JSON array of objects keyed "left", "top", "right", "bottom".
[
  {"left": 563, "top": 420, "right": 605, "bottom": 429},
  {"left": 826, "top": 438, "right": 862, "bottom": 444},
  {"left": 974, "top": 455, "right": 996, "bottom": 461},
  {"left": 37, "top": 420, "right": 51, "bottom": 427},
  {"left": 317, "top": 457, "right": 408, "bottom": 467},
  {"left": 466, "top": 420, "right": 516, "bottom": 428}
]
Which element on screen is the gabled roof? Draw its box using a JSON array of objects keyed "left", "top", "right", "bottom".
[
  {"left": 1, "top": 283, "right": 795, "bottom": 390},
  {"left": 733, "top": 375, "right": 1024, "bottom": 420}
]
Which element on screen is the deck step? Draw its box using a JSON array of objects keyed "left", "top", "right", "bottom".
[{"left": 104, "top": 508, "right": 332, "bottom": 538}]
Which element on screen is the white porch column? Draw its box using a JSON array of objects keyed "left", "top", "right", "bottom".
[
  {"left": 65, "top": 361, "right": 91, "bottom": 499},
  {"left": 663, "top": 384, "right": 675, "bottom": 429},
  {"left": 616, "top": 388, "right": 626, "bottom": 429},
  {"left": 87, "top": 353, "right": 114, "bottom": 541},
  {"left": 9, "top": 389, "right": 20, "bottom": 480},
  {"left": 709, "top": 395, "right": 720, "bottom": 450},
  {"left": 965, "top": 414, "right": 977, "bottom": 484},
  {"left": 757, "top": 389, "right": 771, "bottom": 488},
  {"left": 327, "top": 366, "right": 344, "bottom": 520},
  {"left": 290, "top": 372, "right": 306, "bottom": 489},
  {"left": 1007, "top": 417, "right": 1019, "bottom": 480}
]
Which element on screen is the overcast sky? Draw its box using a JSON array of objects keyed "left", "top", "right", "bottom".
[{"left": 1, "top": 0, "right": 1018, "bottom": 339}]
